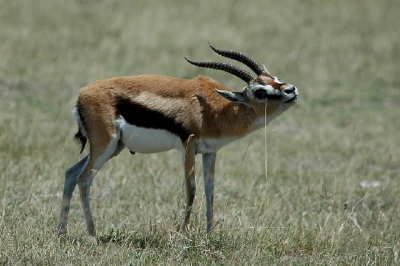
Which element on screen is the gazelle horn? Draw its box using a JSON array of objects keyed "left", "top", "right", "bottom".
[
  {"left": 209, "top": 43, "right": 265, "bottom": 75},
  {"left": 185, "top": 58, "right": 254, "bottom": 84}
]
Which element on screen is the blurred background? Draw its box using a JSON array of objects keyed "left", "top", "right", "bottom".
[{"left": 1, "top": 0, "right": 399, "bottom": 264}]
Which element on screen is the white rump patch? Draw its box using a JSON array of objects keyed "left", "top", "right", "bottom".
[{"left": 73, "top": 107, "right": 87, "bottom": 138}]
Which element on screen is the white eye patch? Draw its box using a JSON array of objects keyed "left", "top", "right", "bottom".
[
  {"left": 273, "top": 76, "right": 284, "bottom": 85},
  {"left": 252, "top": 84, "right": 281, "bottom": 100},
  {"left": 252, "top": 84, "right": 276, "bottom": 93}
]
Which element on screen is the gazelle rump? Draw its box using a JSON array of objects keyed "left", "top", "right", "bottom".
[{"left": 58, "top": 44, "right": 298, "bottom": 237}]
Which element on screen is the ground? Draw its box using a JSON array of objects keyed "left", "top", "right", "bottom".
[{"left": 1, "top": 0, "right": 399, "bottom": 265}]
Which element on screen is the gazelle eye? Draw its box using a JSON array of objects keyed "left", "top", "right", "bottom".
[{"left": 254, "top": 89, "right": 268, "bottom": 100}]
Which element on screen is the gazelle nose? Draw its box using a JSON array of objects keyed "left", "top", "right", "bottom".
[{"left": 283, "top": 86, "right": 297, "bottom": 95}]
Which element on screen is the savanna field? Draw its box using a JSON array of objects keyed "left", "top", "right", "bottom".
[{"left": 1, "top": 0, "right": 399, "bottom": 265}]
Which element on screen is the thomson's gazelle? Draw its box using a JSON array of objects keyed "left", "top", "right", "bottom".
[{"left": 58, "top": 44, "right": 298, "bottom": 237}]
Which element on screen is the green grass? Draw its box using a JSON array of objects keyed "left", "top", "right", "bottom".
[{"left": 1, "top": 0, "right": 400, "bottom": 264}]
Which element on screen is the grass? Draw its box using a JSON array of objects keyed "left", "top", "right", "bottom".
[{"left": 1, "top": 0, "right": 400, "bottom": 264}]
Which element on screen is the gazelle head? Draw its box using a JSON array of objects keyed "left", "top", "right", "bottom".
[{"left": 185, "top": 44, "right": 298, "bottom": 112}]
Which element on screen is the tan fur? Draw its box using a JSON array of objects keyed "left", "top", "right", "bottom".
[
  {"left": 58, "top": 58, "right": 298, "bottom": 237},
  {"left": 78, "top": 75, "right": 273, "bottom": 139}
]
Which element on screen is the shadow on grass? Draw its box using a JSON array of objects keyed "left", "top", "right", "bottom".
[
  {"left": 98, "top": 228, "right": 149, "bottom": 249},
  {"left": 96, "top": 227, "right": 231, "bottom": 263},
  {"left": 97, "top": 228, "right": 166, "bottom": 249}
]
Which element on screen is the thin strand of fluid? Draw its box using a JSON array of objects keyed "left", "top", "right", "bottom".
[{"left": 264, "top": 102, "right": 268, "bottom": 182}]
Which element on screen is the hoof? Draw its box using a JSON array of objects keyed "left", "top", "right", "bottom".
[{"left": 58, "top": 224, "right": 68, "bottom": 237}]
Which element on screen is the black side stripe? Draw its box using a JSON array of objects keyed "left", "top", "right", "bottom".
[{"left": 115, "top": 97, "right": 190, "bottom": 141}]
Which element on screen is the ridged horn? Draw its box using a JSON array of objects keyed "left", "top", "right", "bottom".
[
  {"left": 209, "top": 43, "right": 265, "bottom": 76},
  {"left": 185, "top": 58, "right": 254, "bottom": 84}
]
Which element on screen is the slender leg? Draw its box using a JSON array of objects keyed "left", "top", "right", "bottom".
[
  {"left": 181, "top": 134, "right": 196, "bottom": 233},
  {"left": 77, "top": 135, "right": 121, "bottom": 237},
  {"left": 202, "top": 152, "right": 216, "bottom": 234},
  {"left": 58, "top": 154, "right": 90, "bottom": 236},
  {"left": 77, "top": 168, "right": 97, "bottom": 236}
]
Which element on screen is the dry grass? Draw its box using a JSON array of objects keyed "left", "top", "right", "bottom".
[{"left": 1, "top": 0, "right": 399, "bottom": 265}]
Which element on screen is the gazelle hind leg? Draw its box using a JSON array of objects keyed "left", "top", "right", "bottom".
[
  {"left": 77, "top": 134, "right": 121, "bottom": 236},
  {"left": 58, "top": 154, "right": 90, "bottom": 236},
  {"left": 181, "top": 135, "right": 196, "bottom": 233}
]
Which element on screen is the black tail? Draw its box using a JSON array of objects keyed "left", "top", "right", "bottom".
[
  {"left": 74, "top": 127, "right": 87, "bottom": 154},
  {"left": 74, "top": 103, "right": 87, "bottom": 154}
]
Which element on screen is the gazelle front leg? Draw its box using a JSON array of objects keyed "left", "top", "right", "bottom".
[
  {"left": 181, "top": 134, "right": 196, "bottom": 233},
  {"left": 202, "top": 152, "right": 216, "bottom": 234}
]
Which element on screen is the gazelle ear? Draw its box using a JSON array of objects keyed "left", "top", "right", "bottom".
[{"left": 215, "top": 89, "right": 246, "bottom": 104}]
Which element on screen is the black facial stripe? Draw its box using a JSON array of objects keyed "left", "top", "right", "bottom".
[
  {"left": 254, "top": 88, "right": 282, "bottom": 100},
  {"left": 115, "top": 97, "right": 190, "bottom": 141},
  {"left": 266, "top": 94, "right": 282, "bottom": 100},
  {"left": 254, "top": 89, "right": 268, "bottom": 100}
]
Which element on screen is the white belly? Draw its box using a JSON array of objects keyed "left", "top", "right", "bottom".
[
  {"left": 117, "top": 118, "right": 244, "bottom": 155},
  {"left": 118, "top": 121, "right": 184, "bottom": 154}
]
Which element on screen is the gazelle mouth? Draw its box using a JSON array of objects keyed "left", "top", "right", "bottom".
[{"left": 284, "top": 95, "right": 298, "bottom": 103}]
